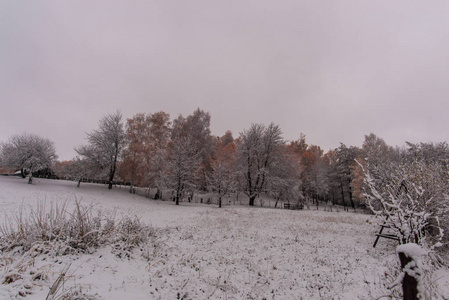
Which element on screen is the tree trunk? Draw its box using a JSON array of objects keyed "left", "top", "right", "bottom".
[
  {"left": 340, "top": 182, "right": 348, "bottom": 211},
  {"left": 21, "top": 168, "right": 26, "bottom": 178},
  {"left": 175, "top": 187, "right": 180, "bottom": 205},
  {"left": 108, "top": 152, "right": 118, "bottom": 190},
  {"left": 108, "top": 167, "right": 114, "bottom": 189},
  {"left": 28, "top": 175, "right": 33, "bottom": 184},
  {"left": 348, "top": 180, "right": 355, "bottom": 209},
  {"left": 77, "top": 179, "right": 81, "bottom": 187},
  {"left": 155, "top": 188, "right": 162, "bottom": 200},
  {"left": 249, "top": 195, "right": 256, "bottom": 206},
  {"left": 219, "top": 196, "right": 222, "bottom": 208}
]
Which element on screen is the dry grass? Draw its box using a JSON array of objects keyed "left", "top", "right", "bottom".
[
  {"left": 0, "top": 200, "right": 157, "bottom": 299},
  {"left": 0, "top": 200, "right": 155, "bottom": 256}
]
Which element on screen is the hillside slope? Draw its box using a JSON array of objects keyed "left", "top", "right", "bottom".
[{"left": 0, "top": 177, "right": 447, "bottom": 299}]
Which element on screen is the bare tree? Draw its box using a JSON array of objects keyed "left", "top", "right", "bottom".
[
  {"left": 166, "top": 135, "right": 200, "bottom": 205},
  {"left": 174, "top": 109, "right": 213, "bottom": 191},
  {"left": 330, "top": 143, "right": 360, "bottom": 210},
  {"left": 300, "top": 145, "right": 330, "bottom": 207},
  {"left": 0, "top": 133, "right": 58, "bottom": 184},
  {"left": 266, "top": 145, "right": 301, "bottom": 208},
  {"left": 165, "top": 114, "right": 203, "bottom": 204},
  {"left": 71, "top": 157, "right": 104, "bottom": 187},
  {"left": 148, "top": 148, "right": 169, "bottom": 199},
  {"left": 237, "top": 123, "right": 284, "bottom": 206},
  {"left": 75, "top": 112, "right": 125, "bottom": 189},
  {"left": 147, "top": 111, "right": 171, "bottom": 198}
]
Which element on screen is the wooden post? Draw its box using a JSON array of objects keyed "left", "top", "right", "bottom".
[
  {"left": 373, "top": 225, "right": 385, "bottom": 248},
  {"left": 397, "top": 244, "right": 422, "bottom": 300}
]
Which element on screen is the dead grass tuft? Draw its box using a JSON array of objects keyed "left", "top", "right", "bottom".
[
  {"left": 0, "top": 200, "right": 156, "bottom": 257},
  {"left": 0, "top": 200, "right": 158, "bottom": 298}
]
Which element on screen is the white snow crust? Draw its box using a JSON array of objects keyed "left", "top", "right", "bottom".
[{"left": 397, "top": 243, "right": 426, "bottom": 260}]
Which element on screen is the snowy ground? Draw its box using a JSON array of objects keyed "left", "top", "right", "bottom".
[{"left": 0, "top": 176, "right": 447, "bottom": 299}]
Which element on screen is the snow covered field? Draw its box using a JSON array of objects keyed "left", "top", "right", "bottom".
[{"left": 0, "top": 176, "right": 447, "bottom": 299}]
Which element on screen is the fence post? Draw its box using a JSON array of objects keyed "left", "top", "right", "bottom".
[{"left": 396, "top": 244, "right": 423, "bottom": 300}]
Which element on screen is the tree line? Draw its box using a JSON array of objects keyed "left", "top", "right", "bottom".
[{"left": 1, "top": 109, "right": 449, "bottom": 212}]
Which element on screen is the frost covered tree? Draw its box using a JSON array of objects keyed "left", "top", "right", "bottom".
[
  {"left": 301, "top": 145, "right": 329, "bottom": 206},
  {"left": 331, "top": 143, "right": 360, "bottom": 209},
  {"left": 0, "top": 133, "right": 58, "bottom": 183},
  {"left": 183, "top": 109, "right": 213, "bottom": 157},
  {"left": 179, "top": 109, "right": 213, "bottom": 191},
  {"left": 210, "top": 133, "right": 237, "bottom": 208},
  {"left": 147, "top": 111, "right": 171, "bottom": 199},
  {"left": 363, "top": 133, "right": 395, "bottom": 163},
  {"left": 266, "top": 145, "right": 301, "bottom": 208},
  {"left": 288, "top": 133, "right": 308, "bottom": 158},
  {"left": 119, "top": 111, "right": 171, "bottom": 196},
  {"left": 237, "top": 123, "right": 284, "bottom": 206},
  {"left": 148, "top": 148, "right": 169, "bottom": 199},
  {"left": 350, "top": 134, "right": 399, "bottom": 208},
  {"left": 357, "top": 159, "right": 446, "bottom": 247},
  {"left": 166, "top": 136, "right": 200, "bottom": 205},
  {"left": 405, "top": 141, "right": 449, "bottom": 165},
  {"left": 75, "top": 112, "right": 125, "bottom": 189},
  {"left": 53, "top": 157, "right": 104, "bottom": 187},
  {"left": 166, "top": 115, "right": 202, "bottom": 205},
  {"left": 360, "top": 154, "right": 449, "bottom": 299},
  {"left": 403, "top": 142, "right": 449, "bottom": 251}
]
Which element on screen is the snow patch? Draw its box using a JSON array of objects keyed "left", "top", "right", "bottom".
[{"left": 396, "top": 243, "right": 427, "bottom": 260}]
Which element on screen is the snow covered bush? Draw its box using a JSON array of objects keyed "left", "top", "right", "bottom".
[
  {"left": 357, "top": 159, "right": 448, "bottom": 298},
  {"left": 357, "top": 159, "right": 445, "bottom": 248}
]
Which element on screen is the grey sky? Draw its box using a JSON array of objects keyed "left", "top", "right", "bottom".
[{"left": 1, "top": 1, "right": 449, "bottom": 160}]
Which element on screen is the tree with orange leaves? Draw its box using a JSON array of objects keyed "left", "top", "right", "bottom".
[
  {"left": 120, "top": 113, "right": 151, "bottom": 189},
  {"left": 300, "top": 145, "right": 329, "bottom": 207},
  {"left": 210, "top": 132, "right": 237, "bottom": 208},
  {"left": 119, "top": 111, "right": 171, "bottom": 195}
]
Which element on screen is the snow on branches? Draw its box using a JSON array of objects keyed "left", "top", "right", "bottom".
[
  {"left": 75, "top": 112, "right": 125, "bottom": 189},
  {"left": 356, "top": 159, "right": 444, "bottom": 248},
  {"left": 0, "top": 133, "right": 58, "bottom": 183}
]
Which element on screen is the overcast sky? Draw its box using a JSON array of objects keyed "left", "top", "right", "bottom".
[{"left": 1, "top": 1, "right": 449, "bottom": 160}]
